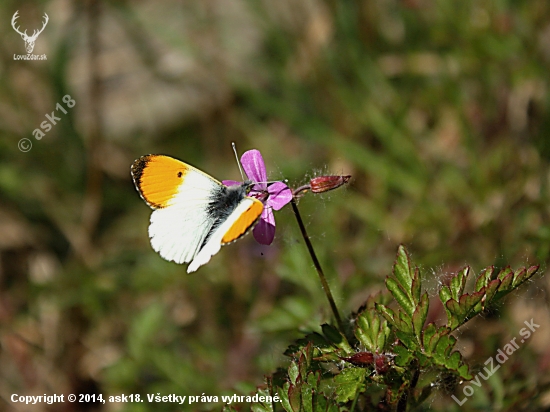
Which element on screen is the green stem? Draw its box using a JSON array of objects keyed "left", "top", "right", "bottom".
[{"left": 290, "top": 198, "right": 344, "bottom": 334}]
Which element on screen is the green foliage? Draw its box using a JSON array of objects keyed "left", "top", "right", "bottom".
[
  {"left": 254, "top": 246, "right": 539, "bottom": 411},
  {"left": 3, "top": 1, "right": 550, "bottom": 411}
]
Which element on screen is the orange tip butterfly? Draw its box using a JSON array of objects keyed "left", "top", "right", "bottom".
[{"left": 131, "top": 154, "right": 264, "bottom": 273}]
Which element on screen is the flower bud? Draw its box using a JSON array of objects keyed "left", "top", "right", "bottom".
[{"left": 310, "top": 175, "right": 351, "bottom": 193}]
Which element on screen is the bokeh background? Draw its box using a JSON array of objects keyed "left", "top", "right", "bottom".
[{"left": 2, "top": 0, "right": 550, "bottom": 411}]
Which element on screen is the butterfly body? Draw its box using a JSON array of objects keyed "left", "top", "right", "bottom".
[{"left": 131, "top": 154, "right": 263, "bottom": 272}]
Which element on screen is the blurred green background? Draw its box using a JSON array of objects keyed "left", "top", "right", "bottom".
[{"left": 1, "top": 0, "right": 550, "bottom": 410}]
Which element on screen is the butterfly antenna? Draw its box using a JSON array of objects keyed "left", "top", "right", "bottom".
[{"left": 232, "top": 142, "right": 246, "bottom": 181}]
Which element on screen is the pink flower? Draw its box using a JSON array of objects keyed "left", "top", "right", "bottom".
[{"left": 223, "top": 150, "right": 292, "bottom": 245}]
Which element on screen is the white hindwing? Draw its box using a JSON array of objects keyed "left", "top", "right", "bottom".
[
  {"left": 148, "top": 170, "right": 219, "bottom": 265},
  {"left": 187, "top": 198, "right": 258, "bottom": 273}
]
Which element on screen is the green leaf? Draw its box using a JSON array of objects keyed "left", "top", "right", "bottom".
[
  {"left": 395, "top": 329, "right": 417, "bottom": 350},
  {"left": 412, "top": 269, "right": 422, "bottom": 303},
  {"left": 279, "top": 383, "right": 293, "bottom": 412},
  {"left": 355, "top": 309, "right": 390, "bottom": 353},
  {"left": 285, "top": 332, "right": 331, "bottom": 357},
  {"left": 288, "top": 382, "right": 301, "bottom": 412},
  {"left": 483, "top": 279, "right": 500, "bottom": 303},
  {"left": 251, "top": 387, "right": 276, "bottom": 412},
  {"left": 386, "top": 277, "right": 415, "bottom": 316},
  {"left": 457, "top": 364, "right": 472, "bottom": 380},
  {"left": 397, "top": 311, "right": 414, "bottom": 335},
  {"left": 514, "top": 265, "right": 538, "bottom": 288},
  {"left": 376, "top": 303, "right": 395, "bottom": 324},
  {"left": 289, "top": 361, "right": 299, "bottom": 385},
  {"left": 439, "top": 285, "right": 452, "bottom": 303},
  {"left": 298, "top": 344, "right": 313, "bottom": 380},
  {"left": 412, "top": 292, "right": 429, "bottom": 339},
  {"left": 393, "top": 345, "right": 414, "bottom": 367},
  {"left": 475, "top": 266, "right": 494, "bottom": 292},
  {"left": 497, "top": 266, "right": 513, "bottom": 281},
  {"left": 449, "top": 267, "right": 469, "bottom": 301},
  {"left": 422, "top": 323, "right": 437, "bottom": 353},
  {"left": 333, "top": 368, "right": 368, "bottom": 403},
  {"left": 394, "top": 245, "right": 414, "bottom": 292},
  {"left": 387, "top": 246, "right": 421, "bottom": 317},
  {"left": 445, "top": 290, "right": 484, "bottom": 330}
]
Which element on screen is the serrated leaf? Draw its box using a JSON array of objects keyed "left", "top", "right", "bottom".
[
  {"left": 301, "top": 384, "right": 313, "bottom": 412},
  {"left": 498, "top": 272, "right": 514, "bottom": 292},
  {"left": 394, "top": 245, "right": 414, "bottom": 292},
  {"left": 445, "top": 351, "right": 461, "bottom": 369},
  {"left": 355, "top": 309, "right": 390, "bottom": 353},
  {"left": 497, "top": 266, "right": 513, "bottom": 281},
  {"left": 333, "top": 368, "right": 368, "bottom": 403},
  {"left": 378, "top": 322, "right": 391, "bottom": 350},
  {"left": 279, "top": 383, "right": 293, "bottom": 412},
  {"left": 397, "top": 311, "right": 414, "bottom": 334},
  {"left": 449, "top": 267, "right": 469, "bottom": 301},
  {"left": 288, "top": 361, "right": 299, "bottom": 385},
  {"left": 483, "top": 279, "right": 500, "bottom": 302},
  {"left": 396, "top": 330, "right": 417, "bottom": 350},
  {"left": 288, "top": 383, "right": 301, "bottom": 412},
  {"left": 376, "top": 303, "right": 395, "bottom": 324},
  {"left": 475, "top": 267, "right": 494, "bottom": 292},
  {"left": 393, "top": 345, "right": 414, "bottom": 367},
  {"left": 355, "top": 312, "right": 375, "bottom": 352},
  {"left": 439, "top": 285, "right": 452, "bottom": 303},
  {"left": 446, "top": 290, "right": 485, "bottom": 329},
  {"left": 412, "top": 292, "right": 429, "bottom": 339},
  {"left": 251, "top": 387, "right": 275, "bottom": 412},
  {"left": 433, "top": 334, "right": 456, "bottom": 362},
  {"left": 458, "top": 291, "right": 484, "bottom": 310},
  {"left": 512, "top": 265, "right": 539, "bottom": 289},
  {"left": 298, "top": 345, "right": 313, "bottom": 380},
  {"left": 422, "top": 323, "right": 437, "bottom": 353},
  {"left": 457, "top": 364, "right": 473, "bottom": 380},
  {"left": 386, "top": 277, "right": 415, "bottom": 316},
  {"left": 412, "top": 270, "right": 422, "bottom": 303}
]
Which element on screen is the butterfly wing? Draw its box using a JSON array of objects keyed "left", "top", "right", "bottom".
[
  {"left": 187, "top": 196, "right": 264, "bottom": 272},
  {"left": 131, "top": 154, "right": 220, "bottom": 265}
]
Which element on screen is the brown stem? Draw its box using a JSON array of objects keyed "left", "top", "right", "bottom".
[
  {"left": 290, "top": 197, "right": 344, "bottom": 334},
  {"left": 292, "top": 184, "right": 311, "bottom": 197}
]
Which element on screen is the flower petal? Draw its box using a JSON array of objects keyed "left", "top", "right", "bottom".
[
  {"left": 241, "top": 150, "right": 267, "bottom": 188},
  {"left": 222, "top": 180, "right": 240, "bottom": 187},
  {"left": 253, "top": 208, "right": 275, "bottom": 245},
  {"left": 267, "top": 182, "right": 292, "bottom": 210}
]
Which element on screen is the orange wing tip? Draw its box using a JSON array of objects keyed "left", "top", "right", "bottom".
[
  {"left": 131, "top": 155, "right": 189, "bottom": 209},
  {"left": 221, "top": 200, "right": 264, "bottom": 244}
]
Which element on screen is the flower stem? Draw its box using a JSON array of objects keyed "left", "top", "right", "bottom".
[{"left": 290, "top": 198, "right": 344, "bottom": 334}]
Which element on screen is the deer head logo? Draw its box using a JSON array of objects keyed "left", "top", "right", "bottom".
[{"left": 11, "top": 11, "right": 49, "bottom": 54}]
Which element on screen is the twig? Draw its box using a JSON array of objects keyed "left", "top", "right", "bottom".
[{"left": 290, "top": 197, "right": 344, "bottom": 334}]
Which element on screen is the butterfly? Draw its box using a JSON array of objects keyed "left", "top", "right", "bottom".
[{"left": 131, "top": 154, "right": 264, "bottom": 273}]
